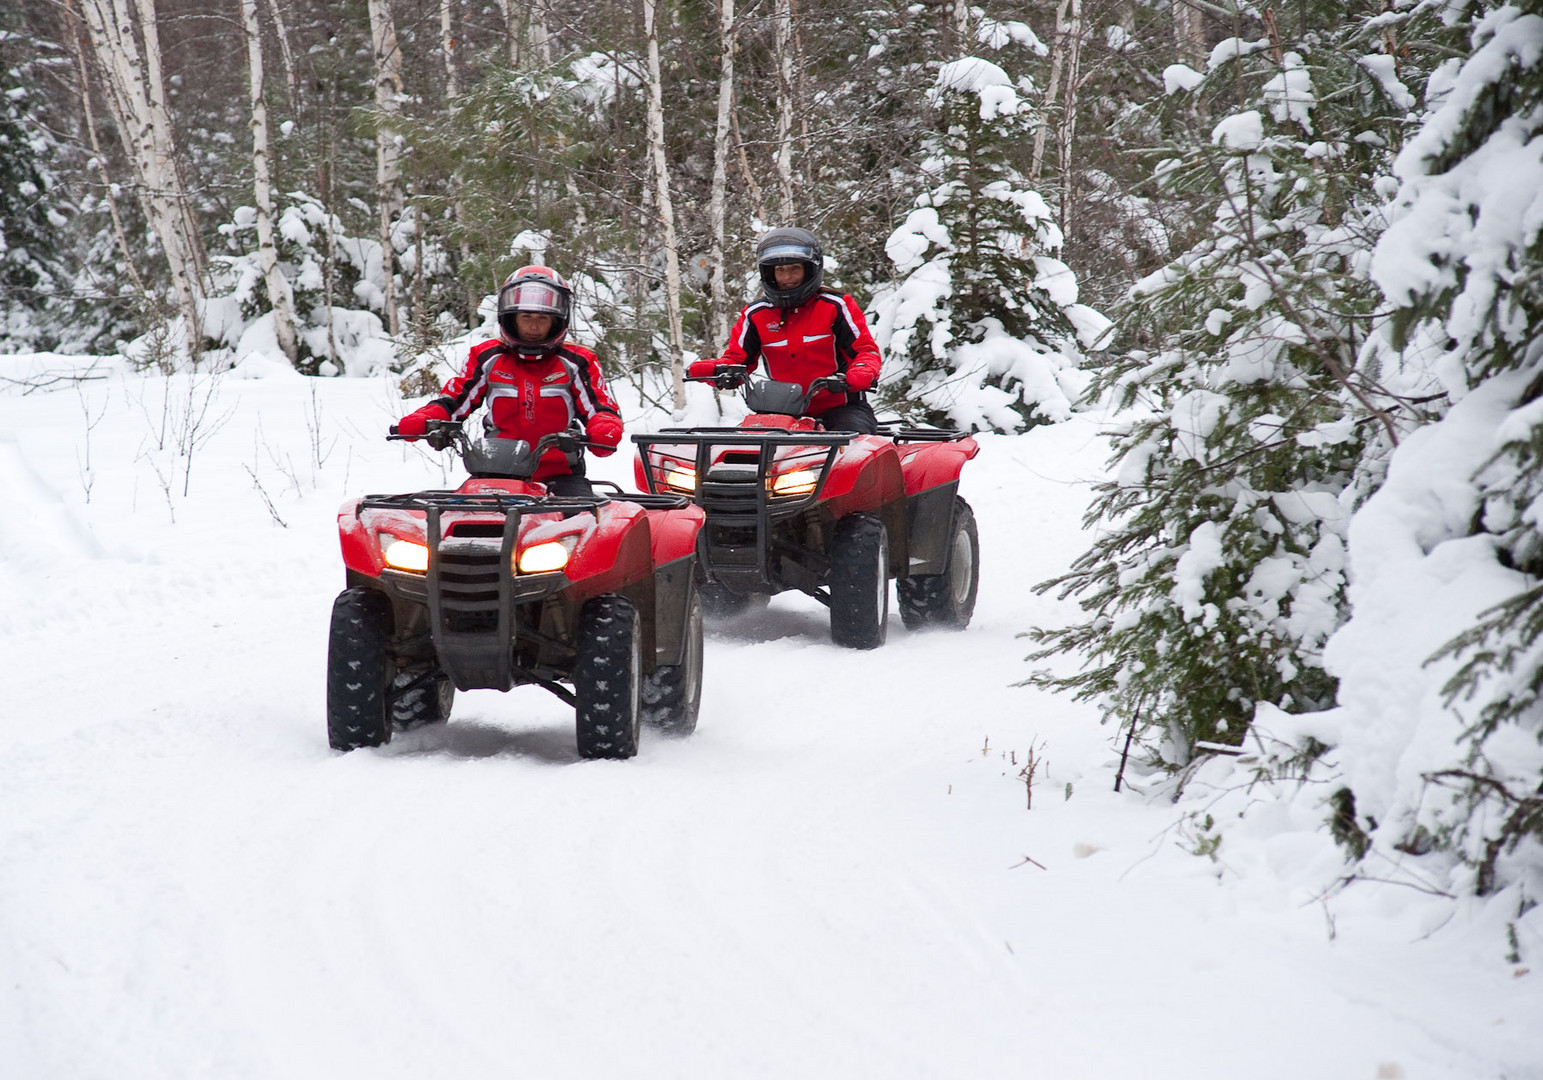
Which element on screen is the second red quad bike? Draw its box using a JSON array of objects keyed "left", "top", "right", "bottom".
[
  {"left": 633, "top": 367, "right": 979, "bottom": 649},
  {"left": 329, "top": 423, "right": 705, "bottom": 758}
]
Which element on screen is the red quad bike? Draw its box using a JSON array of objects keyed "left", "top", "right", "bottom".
[
  {"left": 632, "top": 366, "right": 980, "bottom": 649},
  {"left": 329, "top": 421, "right": 706, "bottom": 758}
]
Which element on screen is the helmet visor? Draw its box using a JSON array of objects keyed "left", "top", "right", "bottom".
[
  {"left": 758, "top": 241, "right": 818, "bottom": 266},
  {"left": 499, "top": 279, "right": 570, "bottom": 318}
]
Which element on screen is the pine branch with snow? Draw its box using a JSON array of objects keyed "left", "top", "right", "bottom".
[
  {"left": 866, "top": 55, "right": 1107, "bottom": 433},
  {"left": 1027, "top": 8, "right": 1437, "bottom": 766}
]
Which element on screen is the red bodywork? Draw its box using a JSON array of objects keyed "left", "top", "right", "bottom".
[
  {"left": 632, "top": 409, "right": 978, "bottom": 594},
  {"left": 336, "top": 473, "right": 704, "bottom": 691},
  {"left": 340, "top": 475, "right": 702, "bottom": 600}
]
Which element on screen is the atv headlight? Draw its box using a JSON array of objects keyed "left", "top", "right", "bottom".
[
  {"left": 769, "top": 468, "right": 819, "bottom": 497},
  {"left": 516, "top": 540, "right": 571, "bottom": 574},
  {"left": 381, "top": 535, "right": 430, "bottom": 573},
  {"left": 663, "top": 464, "right": 698, "bottom": 494}
]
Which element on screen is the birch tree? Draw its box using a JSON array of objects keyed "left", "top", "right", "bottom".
[
  {"left": 440, "top": 0, "right": 478, "bottom": 326},
  {"left": 708, "top": 0, "right": 737, "bottom": 351},
  {"left": 242, "top": 0, "right": 298, "bottom": 365},
  {"left": 497, "top": 0, "right": 552, "bottom": 69},
  {"left": 76, "top": 0, "right": 206, "bottom": 360},
  {"left": 495, "top": 0, "right": 521, "bottom": 67},
  {"left": 1174, "top": 0, "right": 1207, "bottom": 64},
  {"left": 63, "top": 0, "right": 148, "bottom": 306},
  {"left": 773, "top": 0, "right": 795, "bottom": 221},
  {"left": 1031, "top": 0, "right": 1071, "bottom": 185},
  {"left": 643, "top": 0, "right": 687, "bottom": 409},
  {"left": 367, "top": 0, "right": 404, "bottom": 336},
  {"left": 1056, "top": 0, "right": 1084, "bottom": 237}
]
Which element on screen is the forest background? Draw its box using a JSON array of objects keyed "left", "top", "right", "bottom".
[{"left": 4, "top": 0, "right": 1543, "bottom": 937}]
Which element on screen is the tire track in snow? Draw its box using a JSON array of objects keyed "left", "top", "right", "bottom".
[{"left": 0, "top": 438, "right": 100, "bottom": 567}]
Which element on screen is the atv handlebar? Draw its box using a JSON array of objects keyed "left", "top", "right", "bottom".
[
  {"left": 687, "top": 365, "right": 851, "bottom": 403},
  {"left": 388, "top": 420, "right": 593, "bottom": 456},
  {"left": 688, "top": 364, "right": 750, "bottom": 391}
]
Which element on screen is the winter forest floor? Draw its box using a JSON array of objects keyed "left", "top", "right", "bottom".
[{"left": 1, "top": 353, "right": 1539, "bottom": 1079}]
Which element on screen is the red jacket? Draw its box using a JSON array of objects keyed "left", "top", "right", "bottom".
[
  {"left": 432, "top": 339, "right": 622, "bottom": 479},
  {"left": 698, "top": 291, "right": 883, "bottom": 416}
]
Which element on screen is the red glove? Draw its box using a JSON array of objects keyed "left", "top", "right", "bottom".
[
  {"left": 844, "top": 362, "right": 878, "bottom": 392},
  {"left": 396, "top": 402, "right": 449, "bottom": 439},
  {"left": 687, "top": 358, "right": 720, "bottom": 379},
  {"left": 586, "top": 412, "right": 623, "bottom": 456}
]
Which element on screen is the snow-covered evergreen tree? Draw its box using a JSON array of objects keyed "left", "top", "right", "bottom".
[
  {"left": 1028, "top": 6, "right": 1443, "bottom": 761},
  {"left": 206, "top": 193, "right": 404, "bottom": 376},
  {"left": 867, "top": 54, "right": 1107, "bottom": 432},
  {"left": 0, "top": 28, "right": 79, "bottom": 351},
  {"left": 1365, "top": 0, "right": 1543, "bottom": 893}
]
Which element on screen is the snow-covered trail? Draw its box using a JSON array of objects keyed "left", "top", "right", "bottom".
[{"left": 1, "top": 358, "right": 1535, "bottom": 1079}]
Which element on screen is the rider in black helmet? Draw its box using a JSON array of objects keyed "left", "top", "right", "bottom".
[{"left": 690, "top": 227, "right": 883, "bottom": 434}]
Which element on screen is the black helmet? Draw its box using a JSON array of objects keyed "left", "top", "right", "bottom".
[
  {"left": 756, "top": 227, "right": 823, "bottom": 308},
  {"left": 497, "top": 265, "right": 572, "bottom": 358}
]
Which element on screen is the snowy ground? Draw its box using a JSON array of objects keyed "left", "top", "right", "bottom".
[{"left": 1, "top": 353, "right": 1539, "bottom": 1079}]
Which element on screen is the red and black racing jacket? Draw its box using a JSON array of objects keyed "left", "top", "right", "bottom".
[
  {"left": 430, "top": 339, "right": 622, "bottom": 480},
  {"left": 698, "top": 291, "right": 883, "bottom": 417}
]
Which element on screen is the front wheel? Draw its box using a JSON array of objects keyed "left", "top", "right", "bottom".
[
  {"left": 643, "top": 588, "right": 703, "bottom": 735},
  {"left": 574, "top": 595, "right": 643, "bottom": 759},
  {"left": 898, "top": 497, "right": 979, "bottom": 630},
  {"left": 829, "top": 513, "right": 889, "bottom": 649},
  {"left": 327, "top": 588, "right": 393, "bottom": 751},
  {"left": 391, "top": 665, "right": 455, "bottom": 729}
]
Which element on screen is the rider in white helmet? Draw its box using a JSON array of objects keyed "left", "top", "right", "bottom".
[{"left": 396, "top": 266, "right": 624, "bottom": 496}]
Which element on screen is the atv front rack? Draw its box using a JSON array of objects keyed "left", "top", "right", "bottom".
[
  {"left": 358, "top": 487, "right": 690, "bottom": 691},
  {"left": 633, "top": 429, "right": 856, "bottom": 593}
]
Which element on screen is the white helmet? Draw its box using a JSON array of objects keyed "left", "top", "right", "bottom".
[{"left": 497, "top": 265, "right": 572, "bottom": 358}]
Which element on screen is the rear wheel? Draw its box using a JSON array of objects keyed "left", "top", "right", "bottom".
[
  {"left": 327, "top": 588, "right": 393, "bottom": 751},
  {"left": 829, "top": 513, "right": 889, "bottom": 649},
  {"left": 391, "top": 666, "right": 455, "bottom": 729},
  {"left": 643, "top": 588, "right": 703, "bottom": 735},
  {"left": 898, "top": 497, "right": 979, "bottom": 630},
  {"left": 575, "top": 595, "right": 643, "bottom": 759}
]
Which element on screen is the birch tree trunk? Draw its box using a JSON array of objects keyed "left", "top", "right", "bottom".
[
  {"left": 773, "top": 0, "right": 795, "bottom": 222},
  {"left": 77, "top": 0, "right": 207, "bottom": 361},
  {"left": 367, "top": 0, "right": 404, "bottom": 336},
  {"left": 497, "top": 0, "right": 552, "bottom": 68},
  {"left": 529, "top": 3, "right": 552, "bottom": 67},
  {"left": 708, "top": 0, "right": 736, "bottom": 352},
  {"left": 242, "top": 0, "right": 299, "bottom": 366},
  {"left": 496, "top": 0, "right": 521, "bottom": 67},
  {"left": 63, "top": 0, "right": 149, "bottom": 303},
  {"left": 132, "top": 0, "right": 202, "bottom": 283},
  {"left": 1057, "top": 0, "right": 1084, "bottom": 238},
  {"left": 643, "top": 0, "right": 687, "bottom": 411},
  {"left": 953, "top": 0, "right": 971, "bottom": 57},
  {"left": 262, "top": 0, "right": 299, "bottom": 116},
  {"left": 1174, "top": 0, "right": 1207, "bottom": 65},
  {"left": 441, "top": 0, "right": 478, "bottom": 326},
  {"left": 1030, "top": 0, "right": 1071, "bottom": 185}
]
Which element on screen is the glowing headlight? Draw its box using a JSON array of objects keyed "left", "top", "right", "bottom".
[
  {"left": 381, "top": 536, "right": 429, "bottom": 572},
  {"left": 663, "top": 464, "right": 698, "bottom": 494},
  {"left": 769, "top": 469, "right": 819, "bottom": 497},
  {"left": 517, "top": 540, "right": 571, "bottom": 574}
]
